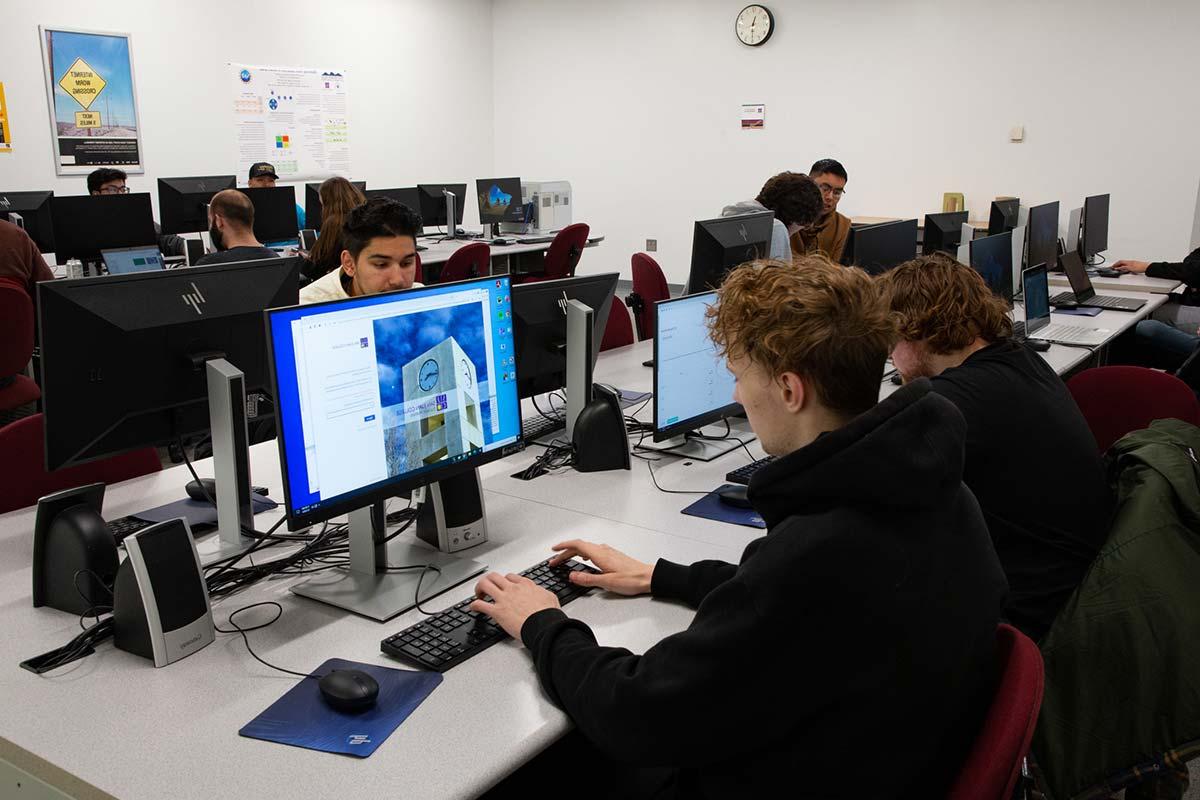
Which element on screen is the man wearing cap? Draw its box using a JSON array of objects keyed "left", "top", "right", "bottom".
[{"left": 247, "top": 162, "right": 306, "bottom": 230}]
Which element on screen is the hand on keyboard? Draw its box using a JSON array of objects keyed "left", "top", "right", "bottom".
[
  {"left": 549, "top": 540, "right": 654, "bottom": 596},
  {"left": 470, "top": 571, "right": 565, "bottom": 639}
]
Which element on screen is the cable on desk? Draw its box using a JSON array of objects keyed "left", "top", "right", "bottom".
[{"left": 644, "top": 458, "right": 712, "bottom": 495}]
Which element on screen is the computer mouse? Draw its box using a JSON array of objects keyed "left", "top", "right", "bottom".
[
  {"left": 185, "top": 478, "right": 217, "bottom": 503},
  {"left": 491, "top": 238, "right": 512, "bottom": 246},
  {"left": 318, "top": 669, "right": 379, "bottom": 713},
  {"left": 717, "top": 485, "right": 753, "bottom": 509}
]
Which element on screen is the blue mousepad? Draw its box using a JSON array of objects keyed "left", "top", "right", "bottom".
[
  {"left": 240, "top": 658, "right": 442, "bottom": 758},
  {"left": 681, "top": 485, "right": 766, "bottom": 529},
  {"left": 1054, "top": 306, "right": 1104, "bottom": 317},
  {"left": 134, "top": 495, "right": 278, "bottom": 527}
]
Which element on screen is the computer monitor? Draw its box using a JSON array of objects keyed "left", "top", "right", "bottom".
[
  {"left": 50, "top": 194, "right": 157, "bottom": 265},
  {"left": 1080, "top": 193, "right": 1110, "bottom": 262},
  {"left": 649, "top": 292, "right": 743, "bottom": 460},
  {"left": 238, "top": 187, "right": 300, "bottom": 243},
  {"left": 988, "top": 199, "right": 1020, "bottom": 236},
  {"left": 417, "top": 184, "right": 467, "bottom": 229},
  {"left": 476, "top": 177, "right": 525, "bottom": 224},
  {"left": 923, "top": 211, "right": 969, "bottom": 255},
  {"left": 305, "top": 181, "right": 366, "bottom": 231},
  {"left": 38, "top": 257, "right": 301, "bottom": 471},
  {"left": 0, "top": 190, "right": 56, "bottom": 253},
  {"left": 1026, "top": 201, "right": 1059, "bottom": 270},
  {"left": 158, "top": 176, "right": 236, "bottom": 235},
  {"left": 1021, "top": 264, "right": 1052, "bottom": 337},
  {"left": 101, "top": 246, "right": 165, "bottom": 275},
  {"left": 511, "top": 272, "right": 620, "bottom": 399},
  {"left": 365, "top": 187, "right": 421, "bottom": 216},
  {"left": 969, "top": 230, "right": 1014, "bottom": 302},
  {"left": 685, "top": 211, "right": 775, "bottom": 293},
  {"left": 842, "top": 219, "right": 917, "bottom": 275}
]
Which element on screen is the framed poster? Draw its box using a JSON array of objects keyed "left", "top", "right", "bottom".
[
  {"left": 0, "top": 83, "right": 11, "bottom": 153},
  {"left": 40, "top": 26, "right": 144, "bottom": 175}
]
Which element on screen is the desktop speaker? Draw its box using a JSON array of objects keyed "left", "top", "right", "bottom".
[
  {"left": 573, "top": 384, "right": 631, "bottom": 473},
  {"left": 415, "top": 469, "right": 488, "bottom": 553},
  {"left": 184, "top": 238, "right": 205, "bottom": 267},
  {"left": 113, "top": 518, "right": 214, "bottom": 667},
  {"left": 32, "top": 483, "right": 118, "bottom": 615}
]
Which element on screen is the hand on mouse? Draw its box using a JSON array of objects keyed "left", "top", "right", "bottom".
[
  {"left": 1111, "top": 259, "right": 1150, "bottom": 274},
  {"left": 470, "top": 572, "right": 560, "bottom": 640},
  {"left": 549, "top": 540, "right": 654, "bottom": 596}
]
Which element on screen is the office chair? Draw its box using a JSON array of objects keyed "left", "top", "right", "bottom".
[
  {"left": 518, "top": 223, "right": 590, "bottom": 284},
  {"left": 1067, "top": 366, "right": 1200, "bottom": 453},
  {"left": 627, "top": 253, "right": 670, "bottom": 340},
  {"left": 600, "top": 302, "right": 635, "bottom": 351},
  {"left": 0, "top": 413, "right": 162, "bottom": 515},
  {"left": 438, "top": 242, "right": 490, "bottom": 284},
  {"left": 0, "top": 278, "right": 41, "bottom": 415},
  {"left": 946, "top": 624, "right": 1044, "bottom": 800}
]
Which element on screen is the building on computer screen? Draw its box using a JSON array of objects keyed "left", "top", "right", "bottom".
[{"left": 401, "top": 337, "right": 483, "bottom": 472}]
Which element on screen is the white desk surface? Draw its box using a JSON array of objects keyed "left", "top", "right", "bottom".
[
  {"left": 1046, "top": 269, "right": 1180, "bottom": 296},
  {"left": 0, "top": 288, "right": 1162, "bottom": 799},
  {"left": 415, "top": 233, "right": 604, "bottom": 266}
]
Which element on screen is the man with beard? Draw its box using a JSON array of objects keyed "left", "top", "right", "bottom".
[{"left": 194, "top": 189, "right": 279, "bottom": 266}]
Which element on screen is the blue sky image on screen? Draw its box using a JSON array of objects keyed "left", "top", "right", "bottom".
[
  {"left": 373, "top": 302, "right": 494, "bottom": 477},
  {"left": 47, "top": 30, "right": 138, "bottom": 131}
]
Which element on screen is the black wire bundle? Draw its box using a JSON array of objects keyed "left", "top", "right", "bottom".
[{"left": 515, "top": 440, "right": 576, "bottom": 480}]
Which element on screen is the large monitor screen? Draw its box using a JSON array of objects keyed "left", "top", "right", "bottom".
[
  {"left": 653, "top": 291, "right": 739, "bottom": 441},
  {"left": 268, "top": 276, "right": 522, "bottom": 527}
]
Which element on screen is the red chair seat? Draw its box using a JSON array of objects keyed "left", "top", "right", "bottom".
[
  {"left": 601, "top": 303, "right": 635, "bottom": 351},
  {"left": 630, "top": 252, "right": 670, "bottom": 340},
  {"left": 1067, "top": 366, "right": 1200, "bottom": 452},
  {"left": 0, "top": 375, "right": 41, "bottom": 410}
]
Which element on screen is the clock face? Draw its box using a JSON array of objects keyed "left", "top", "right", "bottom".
[
  {"left": 460, "top": 358, "right": 473, "bottom": 388},
  {"left": 418, "top": 358, "right": 440, "bottom": 391},
  {"left": 736, "top": 4, "right": 774, "bottom": 47}
]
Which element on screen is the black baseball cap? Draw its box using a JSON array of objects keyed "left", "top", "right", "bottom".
[{"left": 248, "top": 162, "right": 279, "bottom": 180}]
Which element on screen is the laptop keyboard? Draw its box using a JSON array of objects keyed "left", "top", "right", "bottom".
[{"left": 1034, "top": 323, "right": 1101, "bottom": 344}]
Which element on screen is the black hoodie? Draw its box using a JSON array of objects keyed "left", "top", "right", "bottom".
[{"left": 520, "top": 381, "right": 1009, "bottom": 799}]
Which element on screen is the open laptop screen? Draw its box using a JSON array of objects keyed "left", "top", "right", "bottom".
[
  {"left": 1022, "top": 265, "right": 1051, "bottom": 335},
  {"left": 1058, "top": 250, "right": 1095, "bottom": 301},
  {"left": 102, "top": 246, "right": 165, "bottom": 275}
]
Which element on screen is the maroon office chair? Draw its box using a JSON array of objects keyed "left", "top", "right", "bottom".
[
  {"left": 1067, "top": 366, "right": 1200, "bottom": 453},
  {"left": 600, "top": 302, "right": 635, "bottom": 351},
  {"left": 0, "top": 413, "right": 163, "bottom": 515},
  {"left": 438, "top": 242, "right": 491, "bottom": 284},
  {"left": 517, "top": 223, "right": 590, "bottom": 284},
  {"left": 627, "top": 253, "right": 670, "bottom": 340},
  {"left": 0, "top": 278, "right": 41, "bottom": 414},
  {"left": 946, "top": 624, "right": 1045, "bottom": 800}
]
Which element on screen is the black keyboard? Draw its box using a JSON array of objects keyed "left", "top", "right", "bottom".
[
  {"left": 725, "top": 456, "right": 775, "bottom": 486},
  {"left": 522, "top": 414, "right": 566, "bottom": 441},
  {"left": 381, "top": 558, "right": 599, "bottom": 672},
  {"left": 109, "top": 515, "right": 153, "bottom": 543},
  {"left": 1085, "top": 295, "right": 1145, "bottom": 311},
  {"left": 517, "top": 236, "right": 556, "bottom": 244},
  {"left": 1049, "top": 291, "right": 1077, "bottom": 306},
  {"left": 1012, "top": 320, "right": 1026, "bottom": 339}
]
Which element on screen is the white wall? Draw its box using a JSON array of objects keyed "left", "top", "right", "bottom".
[
  {"left": 492, "top": 0, "right": 1200, "bottom": 283},
  {"left": 0, "top": 0, "right": 494, "bottom": 225}
]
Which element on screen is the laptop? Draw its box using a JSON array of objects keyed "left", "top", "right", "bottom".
[
  {"left": 1021, "top": 264, "right": 1110, "bottom": 346},
  {"left": 1050, "top": 250, "right": 1146, "bottom": 311},
  {"left": 101, "top": 245, "right": 166, "bottom": 275}
]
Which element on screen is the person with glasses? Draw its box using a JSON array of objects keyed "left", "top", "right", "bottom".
[
  {"left": 85, "top": 168, "right": 185, "bottom": 256},
  {"left": 721, "top": 172, "right": 824, "bottom": 265},
  {"left": 792, "top": 158, "right": 851, "bottom": 263}
]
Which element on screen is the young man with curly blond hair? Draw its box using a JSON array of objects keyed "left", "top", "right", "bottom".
[
  {"left": 472, "top": 255, "right": 1007, "bottom": 800},
  {"left": 877, "top": 253, "right": 1112, "bottom": 642}
]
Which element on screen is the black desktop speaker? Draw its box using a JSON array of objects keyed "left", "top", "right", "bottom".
[
  {"left": 416, "top": 469, "right": 488, "bottom": 553},
  {"left": 32, "top": 483, "right": 118, "bottom": 615},
  {"left": 113, "top": 518, "right": 214, "bottom": 667},
  {"left": 573, "top": 384, "right": 631, "bottom": 473}
]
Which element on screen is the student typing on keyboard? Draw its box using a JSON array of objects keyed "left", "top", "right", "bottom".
[{"left": 471, "top": 256, "right": 1007, "bottom": 800}]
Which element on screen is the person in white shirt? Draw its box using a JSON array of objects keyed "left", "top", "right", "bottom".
[{"left": 299, "top": 197, "right": 424, "bottom": 304}]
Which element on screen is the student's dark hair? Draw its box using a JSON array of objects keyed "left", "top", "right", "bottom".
[
  {"left": 209, "top": 189, "right": 255, "bottom": 230},
  {"left": 87, "top": 168, "right": 128, "bottom": 194},
  {"left": 342, "top": 197, "right": 423, "bottom": 259},
  {"left": 755, "top": 172, "right": 824, "bottom": 229},
  {"left": 809, "top": 159, "right": 848, "bottom": 182}
]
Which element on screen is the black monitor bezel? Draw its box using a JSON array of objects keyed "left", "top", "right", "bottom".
[
  {"left": 988, "top": 199, "right": 1020, "bottom": 237},
  {"left": 416, "top": 184, "right": 468, "bottom": 228},
  {"left": 652, "top": 291, "right": 742, "bottom": 443},
  {"left": 1021, "top": 264, "right": 1051, "bottom": 336},
  {"left": 1081, "top": 193, "right": 1110, "bottom": 260},
  {"left": 845, "top": 218, "right": 918, "bottom": 275},
  {"left": 237, "top": 186, "right": 300, "bottom": 243},
  {"left": 50, "top": 193, "right": 158, "bottom": 263},
  {"left": 684, "top": 211, "right": 775, "bottom": 293},
  {"left": 475, "top": 177, "right": 525, "bottom": 224},
  {"left": 1026, "top": 201, "right": 1059, "bottom": 272},
  {"left": 157, "top": 176, "right": 237, "bottom": 235},
  {"left": 0, "top": 190, "right": 56, "bottom": 253},
  {"left": 968, "top": 229, "right": 1015, "bottom": 302},
  {"left": 265, "top": 274, "right": 526, "bottom": 532}
]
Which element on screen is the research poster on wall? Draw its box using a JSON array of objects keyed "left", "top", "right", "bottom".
[
  {"left": 40, "top": 27, "right": 144, "bottom": 175},
  {"left": 231, "top": 63, "right": 351, "bottom": 181}
]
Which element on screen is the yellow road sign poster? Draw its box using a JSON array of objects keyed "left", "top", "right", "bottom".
[
  {"left": 75, "top": 111, "right": 101, "bottom": 128},
  {"left": 58, "top": 57, "right": 107, "bottom": 110},
  {"left": 0, "top": 83, "right": 11, "bottom": 153}
]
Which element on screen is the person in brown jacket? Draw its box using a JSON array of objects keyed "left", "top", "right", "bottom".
[
  {"left": 792, "top": 159, "right": 851, "bottom": 263},
  {"left": 0, "top": 219, "right": 54, "bottom": 298}
]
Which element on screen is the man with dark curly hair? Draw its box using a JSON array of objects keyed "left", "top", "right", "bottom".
[
  {"left": 877, "top": 253, "right": 1112, "bottom": 642},
  {"left": 721, "top": 172, "right": 824, "bottom": 264}
]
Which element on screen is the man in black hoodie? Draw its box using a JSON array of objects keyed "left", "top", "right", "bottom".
[
  {"left": 471, "top": 255, "right": 1008, "bottom": 799},
  {"left": 1112, "top": 249, "right": 1200, "bottom": 369}
]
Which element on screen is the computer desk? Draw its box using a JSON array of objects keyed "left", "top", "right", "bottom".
[
  {"left": 1045, "top": 268, "right": 1181, "bottom": 296},
  {"left": 0, "top": 288, "right": 1164, "bottom": 799},
  {"left": 415, "top": 233, "right": 605, "bottom": 267}
]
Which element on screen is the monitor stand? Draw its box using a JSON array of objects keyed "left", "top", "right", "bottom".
[
  {"left": 442, "top": 189, "right": 459, "bottom": 240},
  {"left": 637, "top": 419, "right": 756, "bottom": 462},
  {"left": 290, "top": 476, "right": 488, "bottom": 622},
  {"left": 194, "top": 358, "right": 260, "bottom": 565}
]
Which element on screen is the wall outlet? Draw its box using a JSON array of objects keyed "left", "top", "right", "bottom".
[{"left": 646, "top": 238, "right": 657, "bottom": 252}]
